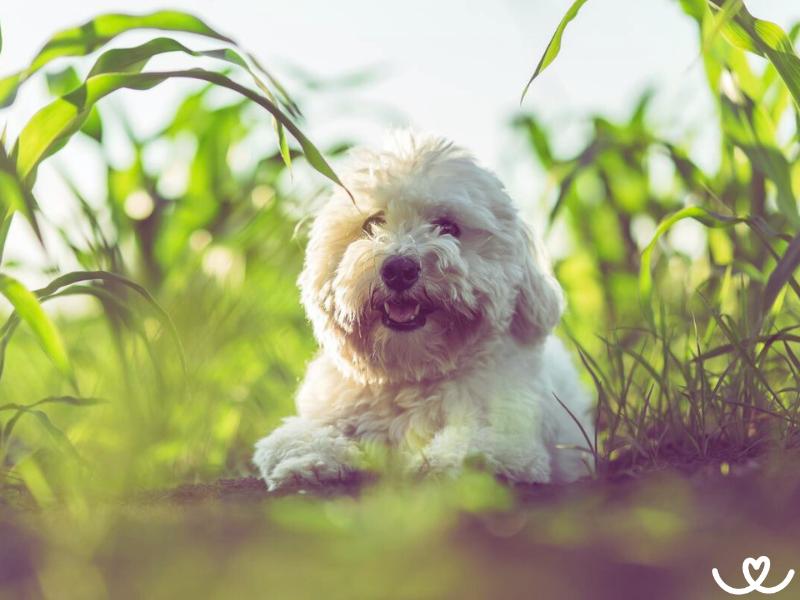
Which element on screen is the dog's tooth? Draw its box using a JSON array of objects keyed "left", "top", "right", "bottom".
[
  {"left": 412, "top": 303, "right": 420, "bottom": 317},
  {"left": 384, "top": 302, "right": 390, "bottom": 314}
]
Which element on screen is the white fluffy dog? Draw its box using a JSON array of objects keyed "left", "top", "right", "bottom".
[{"left": 253, "top": 131, "right": 593, "bottom": 490}]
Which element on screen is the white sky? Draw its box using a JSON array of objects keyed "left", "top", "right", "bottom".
[{"left": 0, "top": 0, "right": 798, "bottom": 276}]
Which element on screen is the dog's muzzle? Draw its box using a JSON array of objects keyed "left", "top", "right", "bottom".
[
  {"left": 378, "top": 256, "right": 429, "bottom": 331},
  {"left": 380, "top": 255, "right": 420, "bottom": 291}
]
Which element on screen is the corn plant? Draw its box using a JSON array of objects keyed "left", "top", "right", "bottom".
[
  {"left": 0, "top": 11, "right": 342, "bottom": 492},
  {"left": 520, "top": 0, "right": 800, "bottom": 474}
]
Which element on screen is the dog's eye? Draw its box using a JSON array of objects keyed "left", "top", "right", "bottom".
[
  {"left": 432, "top": 218, "right": 460, "bottom": 237},
  {"left": 362, "top": 213, "right": 386, "bottom": 236}
]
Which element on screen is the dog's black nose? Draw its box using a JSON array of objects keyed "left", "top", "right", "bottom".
[{"left": 381, "top": 256, "right": 420, "bottom": 291}]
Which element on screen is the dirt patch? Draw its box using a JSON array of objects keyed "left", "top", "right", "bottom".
[{"left": 4, "top": 464, "right": 800, "bottom": 599}]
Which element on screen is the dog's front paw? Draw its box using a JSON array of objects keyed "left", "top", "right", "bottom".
[
  {"left": 405, "top": 425, "right": 472, "bottom": 479},
  {"left": 257, "top": 450, "right": 355, "bottom": 491},
  {"left": 253, "top": 417, "right": 360, "bottom": 491},
  {"left": 407, "top": 453, "right": 462, "bottom": 481}
]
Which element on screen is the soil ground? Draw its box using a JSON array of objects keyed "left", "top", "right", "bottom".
[{"left": 2, "top": 463, "right": 800, "bottom": 599}]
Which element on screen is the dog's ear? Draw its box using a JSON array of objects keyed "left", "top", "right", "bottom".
[{"left": 510, "top": 228, "right": 564, "bottom": 344}]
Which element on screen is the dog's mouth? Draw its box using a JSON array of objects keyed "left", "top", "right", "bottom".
[{"left": 381, "top": 298, "right": 428, "bottom": 332}]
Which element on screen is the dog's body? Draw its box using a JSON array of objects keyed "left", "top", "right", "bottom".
[{"left": 253, "top": 132, "right": 593, "bottom": 490}]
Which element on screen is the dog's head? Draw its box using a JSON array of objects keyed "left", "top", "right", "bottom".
[{"left": 299, "top": 131, "right": 563, "bottom": 383}]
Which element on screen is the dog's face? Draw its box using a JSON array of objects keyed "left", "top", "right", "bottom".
[{"left": 300, "top": 133, "right": 563, "bottom": 384}]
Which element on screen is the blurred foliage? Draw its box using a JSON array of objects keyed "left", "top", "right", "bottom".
[
  {"left": 0, "top": 2, "right": 799, "bottom": 598},
  {"left": 0, "top": 10, "right": 344, "bottom": 498},
  {"left": 516, "top": 0, "right": 800, "bottom": 474}
]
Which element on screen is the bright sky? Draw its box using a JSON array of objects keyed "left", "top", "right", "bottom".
[{"left": 0, "top": 0, "right": 798, "bottom": 274}]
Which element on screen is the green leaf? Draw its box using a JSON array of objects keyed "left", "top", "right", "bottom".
[
  {"left": 13, "top": 67, "right": 346, "bottom": 195},
  {"left": 0, "top": 274, "right": 72, "bottom": 381},
  {"left": 702, "top": 0, "right": 744, "bottom": 51},
  {"left": 33, "top": 395, "right": 105, "bottom": 408},
  {"left": 0, "top": 10, "right": 234, "bottom": 107},
  {"left": 0, "top": 272, "right": 176, "bottom": 383},
  {"left": 34, "top": 270, "right": 187, "bottom": 374},
  {"left": 0, "top": 208, "right": 12, "bottom": 264},
  {"left": 45, "top": 66, "right": 81, "bottom": 96},
  {"left": 80, "top": 107, "right": 104, "bottom": 143},
  {"left": 0, "top": 143, "right": 43, "bottom": 242},
  {"left": 639, "top": 207, "right": 744, "bottom": 325},
  {"left": 87, "top": 37, "right": 232, "bottom": 76},
  {"left": 275, "top": 120, "right": 292, "bottom": 170},
  {"left": 521, "top": 0, "right": 590, "bottom": 102},
  {"left": 679, "top": 0, "right": 706, "bottom": 21},
  {"left": 763, "top": 233, "right": 800, "bottom": 318},
  {"left": 513, "top": 115, "right": 553, "bottom": 167},
  {"left": 45, "top": 67, "right": 103, "bottom": 143},
  {"left": 0, "top": 396, "right": 104, "bottom": 413},
  {"left": 81, "top": 37, "right": 295, "bottom": 145},
  {"left": 546, "top": 141, "right": 601, "bottom": 227},
  {"left": 719, "top": 81, "right": 799, "bottom": 225},
  {"left": 709, "top": 0, "right": 800, "bottom": 109},
  {"left": 26, "top": 409, "right": 84, "bottom": 461}
]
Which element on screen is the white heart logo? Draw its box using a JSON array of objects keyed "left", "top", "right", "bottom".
[
  {"left": 743, "top": 556, "right": 770, "bottom": 587},
  {"left": 712, "top": 555, "right": 795, "bottom": 595}
]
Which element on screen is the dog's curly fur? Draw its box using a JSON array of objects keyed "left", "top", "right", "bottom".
[{"left": 253, "top": 131, "right": 594, "bottom": 490}]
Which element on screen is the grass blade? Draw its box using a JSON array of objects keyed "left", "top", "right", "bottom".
[
  {"left": 0, "top": 274, "right": 72, "bottom": 383},
  {"left": 552, "top": 392, "right": 597, "bottom": 472},
  {"left": 521, "top": 0, "right": 590, "bottom": 102}
]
